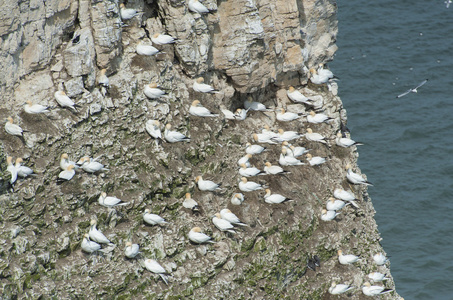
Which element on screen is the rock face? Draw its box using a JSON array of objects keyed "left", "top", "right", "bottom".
[{"left": 0, "top": 0, "right": 399, "bottom": 299}]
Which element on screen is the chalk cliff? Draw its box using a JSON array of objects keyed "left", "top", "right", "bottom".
[{"left": 0, "top": 0, "right": 399, "bottom": 298}]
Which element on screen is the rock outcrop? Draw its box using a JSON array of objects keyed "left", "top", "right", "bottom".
[{"left": 0, "top": 0, "right": 399, "bottom": 299}]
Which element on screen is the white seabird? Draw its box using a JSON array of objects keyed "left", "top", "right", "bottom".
[
  {"left": 234, "top": 108, "right": 248, "bottom": 121},
  {"left": 262, "top": 125, "right": 278, "bottom": 139},
  {"left": 144, "top": 259, "right": 169, "bottom": 284},
  {"left": 77, "top": 156, "right": 109, "bottom": 173},
  {"left": 373, "top": 253, "right": 389, "bottom": 266},
  {"left": 89, "top": 219, "right": 112, "bottom": 245},
  {"left": 335, "top": 132, "right": 363, "bottom": 148},
  {"left": 276, "top": 108, "right": 303, "bottom": 122},
  {"left": 309, "top": 68, "right": 330, "bottom": 85},
  {"left": 334, "top": 188, "right": 359, "bottom": 208},
  {"left": 287, "top": 86, "right": 313, "bottom": 105},
  {"left": 239, "top": 163, "right": 263, "bottom": 177},
  {"left": 164, "top": 124, "right": 190, "bottom": 143},
  {"left": 188, "top": 227, "right": 214, "bottom": 244},
  {"left": 272, "top": 129, "right": 301, "bottom": 142},
  {"left": 346, "top": 164, "right": 373, "bottom": 186},
  {"left": 321, "top": 209, "right": 339, "bottom": 221},
  {"left": 6, "top": 156, "right": 17, "bottom": 185},
  {"left": 54, "top": 91, "right": 78, "bottom": 113},
  {"left": 195, "top": 175, "right": 221, "bottom": 191},
  {"left": 304, "top": 128, "right": 327, "bottom": 144},
  {"left": 239, "top": 177, "right": 265, "bottom": 192},
  {"left": 144, "top": 83, "right": 166, "bottom": 99},
  {"left": 24, "top": 101, "right": 49, "bottom": 114},
  {"left": 264, "top": 162, "right": 290, "bottom": 175},
  {"left": 368, "top": 272, "right": 389, "bottom": 282},
  {"left": 193, "top": 77, "right": 218, "bottom": 93},
  {"left": 362, "top": 282, "right": 393, "bottom": 296},
  {"left": 183, "top": 193, "right": 199, "bottom": 211},
  {"left": 338, "top": 250, "right": 360, "bottom": 265},
  {"left": 119, "top": 3, "right": 139, "bottom": 20},
  {"left": 279, "top": 148, "right": 304, "bottom": 166},
  {"left": 329, "top": 282, "right": 354, "bottom": 295},
  {"left": 60, "top": 153, "right": 78, "bottom": 171},
  {"left": 136, "top": 43, "right": 161, "bottom": 56},
  {"left": 98, "top": 192, "right": 129, "bottom": 208},
  {"left": 245, "top": 143, "right": 266, "bottom": 155},
  {"left": 307, "top": 111, "right": 332, "bottom": 124},
  {"left": 326, "top": 197, "right": 348, "bottom": 211},
  {"left": 143, "top": 209, "right": 167, "bottom": 226},
  {"left": 15, "top": 158, "right": 34, "bottom": 178},
  {"left": 81, "top": 233, "right": 104, "bottom": 254},
  {"left": 5, "top": 117, "right": 25, "bottom": 137},
  {"left": 125, "top": 242, "right": 140, "bottom": 258},
  {"left": 264, "top": 189, "right": 292, "bottom": 204},
  {"left": 237, "top": 153, "right": 252, "bottom": 167},
  {"left": 58, "top": 165, "right": 76, "bottom": 181},
  {"left": 212, "top": 213, "right": 236, "bottom": 234},
  {"left": 188, "top": 0, "right": 210, "bottom": 14},
  {"left": 244, "top": 99, "right": 272, "bottom": 111},
  {"left": 317, "top": 64, "right": 335, "bottom": 80},
  {"left": 220, "top": 208, "right": 247, "bottom": 226},
  {"left": 231, "top": 193, "right": 245, "bottom": 205},
  {"left": 220, "top": 106, "right": 237, "bottom": 120},
  {"left": 189, "top": 100, "right": 219, "bottom": 117},
  {"left": 151, "top": 33, "right": 176, "bottom": 45},
  {"left": 253, "top": 133, "right": 278, "bottom": 145},
  {"left": 306, "top": 153, "right": 326, "bottom": 166},
  {"left": 145, "top": 120, "right": 163, "bottom": 140},
  {"left": 396, "top": 79, "right": 428, "bottom": 98},
  {"left": 98, "top": 69, "right": 109, "bottom": 88}
]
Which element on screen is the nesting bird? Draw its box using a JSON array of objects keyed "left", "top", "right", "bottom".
[
  {"left": 98, "top": 69, "right": 109, "bottom": 88},
  {"left": 335, "top": 132, "right": 363, "bottom": 148},
  {"left": 125, "top": 242, "right": 140, "bottom": 258},
  {"left": 306, "top": 153, "right": 326, "bottom": 166},
  {"left": 164, "top": 124, "right": 190, "bottom": 143},
  {"left": 304, "top": 128, "right": 327, "bottom": 144},
  {"left": 58, "top": 165, "right": 76, "bottom": 182},
  {"left": 279, "top": 148, "right": 304, "bottom": 166},
  {"left": 98, "top": 192, "right": 129, "bottom": 208},
  {"left": 328, "top": 282, "right": 354, "bottom": 295},
  {"left": 143, "top": 209, "right": 167, "bottom": 226},
  {"left": 287, "top": 86, "right": 314, "bottom": 105},
  {"left": 195, "top": 176, "right": 221, "bottom": 191},
  {"left": 239, "top": 163, "right": 263, "bottom": 177},
  {"left": 306, "top": 111, "right": 332, "bottom": 124},
  {"left": 77, "top": 156, "right": 109, "bottom": 173},
  {"left": 219, "top": 209, "right": 247, "bottom": 226},
  {"left": 144, "top": 259, "right": 169, "bottom": 284},
  {"left": 231, "top": 193, "right": 245, "bottom": 205},
  {"left": 321, "top": 209, "right": 339, "bottom": 221},
  {"left": 326, "top": 197, "right": 348, "bottom": 211},
  {"left": 5, "top": 117, "right": 25, "bottom": 137},
  {"left": 15, "top": 158, "right": 34, "bottom": 178},
  {"left": 245, "top": 143, "right": 266, "bottom": 155},
  {"left": 6, "top": 156, "right": 17, "bottom": 185},
  {"left": 182, "top": 193, "right": 199, "bottom": 211},
  {"left": 89, "top": 219, "right": 112, "bottom": 245},
  {"left": 136, "top": 43, "right": 161, "bottom": 56},
  {"left": 275, "top": 108, "right": 303, "bottom": 122},
  {"left": 54, "top": 91, "right": 78, "bottom": 113},
  {"left": 193, "top": 77, "right": 218, "bottom": 93},
  {"left": 145, "top": 120, "right": 163, "bottom": 140},
  {"left": 264, "top": 189, "right": 292, "bottom": 204},
  {"left": 373, "top": 253, "right": 389, "bottom": 266},
  {"left": 144, "top": 83, "right": 166, "bottom": 99},
  {"left": 24, "top": 101, "right": 49, "bottom": 114},
  {"left": 189, "top": 100, "right": 219, "bottom": 117},
  {"left": 239, "top": 177, "right": 265, "bottom": 192},
  {"left": 212, "top": 213, "right": 236, "bottom": 234},
  {"left": 60, "top": 153, "right": 78, "bottom": 171},
  {"left": 188, "top": 227, "right": 214, "bottom": 244},
  {"left": 188, "top": 0, "right": 211, "bottom": 14},
  {"left": 337, "top": 250, "right": 360, "bottom": 265},
  {"left": 119, "top": 3, "right": 139, "bottom": 20},
  {"left": 81, "top": 233, "right": 104, "bottom": 254},
  {"left": 264, "top": 162, "right": 289, "bottom": 175},
  {"left": 151, "top": 33, "right": 176, "bottom": 45},
  {"left": 244, "top": 99, "right": 272, "bottom": 111},
  {"left": 362, "top": 282, "right": 393, "bottom": 296},
  {"left": 346, "top": 164, "right": 373, "bottom": 186}
]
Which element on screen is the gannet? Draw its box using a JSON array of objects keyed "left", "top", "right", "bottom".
[
  {"left": 212, "top": 213, "right": 236, "bottom": 233},
  {"left": 145, "top": 120, "right": 163, "bottom": 140},
  {"left": 58, "top": 165, "right": 76, "bottom": 181},
  {"left": 193, "top": 77, "right": 218, "bottom": 93},
  {"left": 239, "top": 163, "right": 263, "bottom": 177},
  {"left": 125, "top": 242, "right": 140, "bottom": 258},
  {"left": 81, "top": 234, "right": 103, "bottom": 253},
  {"left": 119, "top": 3, "right": 139, "bottom": 20},
  {"left": 244, "top": 99, "right": 272, "bottom": 111},
  {"left": 231, "top": 193, "right": 245, "bottom": 205},
  {"left": 276, "top": 108, "right": 303, "bottom": 122},
  {"left": 151, "top": 33, "right": 176, "bottom": 45},
  {"left": 239, "top": 177, "right": 264, "bottom": 192},
  {"left": 306, "top": 153, "right": 326, "bottom": 166},
  {"left": 287, "top": 86, "right": 313, "bottom": 105},
  {"left": 309, "top": 68, "right": 330, "bottom": 85},
  {"left": 335, "top": 132, "right": 363, "bottom": 147},
  {"left": 183, "top": 193, "right": 199, "bottom": 211},
  {"left": 189, "top": 100, "right": 219, "bottom": 117},
  {"left": 220, "top": 107, "right": 237, "bottom": 120},
  {"left": 54, "top": 91, "right": 78, "bottom": 113},
  {"left": 89, "top": 219, "right": 112, "bottom": 244},
  {"left": 98, "top": 69, "right": 109, "bottom": 88},
  {"left": 245, "top": 143, "right": 266, "bottom": 155},
  {"left": 264, "top": 189, "right": 292, "bottom": 204},
  {"left": 143, "top": 209, "right": 167, "bottom": 226},
  {"left": 346, "top": 164, "right": 373, "bottom": 186},
  {"left": 338, "top": 250, "right": 359, "bottom": 265},
  {"left": 282, "top": 142, "right": 309, "bottom": 157},
  {"left": 362, "top": 282, "right": 393, "bottom": 296},
  {"left": 164, "top": 124, "right": 190, "bottom": 143},
  {"left": 144, "top": 83, "right": 166, "bottom": 99},
  {"left": 264, "top": 162, "right": 290, "bottom": 175},
  {"left": 307, "top": 111, "right": 332, "bottom": 124},
  {"left": 24, "top": 101, "right": 49, "bottom": 114},
  {"left": 279, "top": 148, "right": 304, "bottom": 166},
  {"left": 237, "top": 154, "right": 252, "bottom": 167},
  {"left": 321, "top": 209, "right": 339, "bottom": 221},
  {"left": 5, "top": 117, "right": 25, "bottom": 137},
  {"left": 220, "top": 209, "right": 247, "bottom": 226},
  {"left": 304, "top": 128, "right": 327, "bottom": 144},
  {"left": 272, "top": 129, "right": 301, "bottom": 142},
  {"left": 15, "top": 158, "right": 34, "bottom": 178},
  {"left": 396, "top": 79, "right": 428, "bottom": 98},
  {"left": 188, "top": 227, "right": 214, "bottom": 244},
  {"left": 373, "top": 253, "right": 389, "bottom": 266},
  {"left": 6, "top": 156, "right": 17, "bottom": 185},
  {"left": 195, "top": 176, "right": 221, "bottom": 191},
  {"left": 136, "top": 43, "right": 160, "bottom": 56},
  {"left": 326, "top": 197, "right": 348, "bottom": 211},
  {"left": 98, "top": 192, "right": 129, "bottom": 208},
  {"left": 77, "top": 156, "right": 109, "bottom": 173},
  {"left": 234, "top": 108, "right": 248, "bottom": 121},
  {"left": 368, "top": 272, "right": 389, "bottom": 282},
  {"left": 144, "top": 259, "right": 169, "bottom": 284},
  {"left": 253, "top": 133, "right": 278, "bottom": 144},
  {"left": 188, "top": 0, "right": 210, "bottom": 14},
  {"left": 333, "top": 188, "right": 359, "bottom": 208},
  {"left": 329, "top": 282, "right": 354, "bottom": 295},
  {"left": 262, "top": 125, "right": 278, "bottom": 139},
  {"left": 60, "top": 153, "right": 78, "bottom": 171},
  {"left": 317, "top": 64, "right": 335, "bottom": 80}
]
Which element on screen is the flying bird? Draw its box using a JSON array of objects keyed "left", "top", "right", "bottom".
[{"left": 396, "top": 79, "right": 428, "bottom": 98}]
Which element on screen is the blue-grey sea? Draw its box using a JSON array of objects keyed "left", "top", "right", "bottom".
[{"left": 331, "top": 1, "right": 453, "bottom": 299}]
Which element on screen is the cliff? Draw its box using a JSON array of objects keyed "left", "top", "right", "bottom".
[{"left": 0, "top": 0, "right": 399, "bottom": 298}]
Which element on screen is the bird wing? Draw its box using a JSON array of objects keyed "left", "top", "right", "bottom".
[
  {"left": 396, "top": 89, "right": 412, "bottom": 98},
  {"left": 414, "top": 79, "right": 428, "bottom": 89}
]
